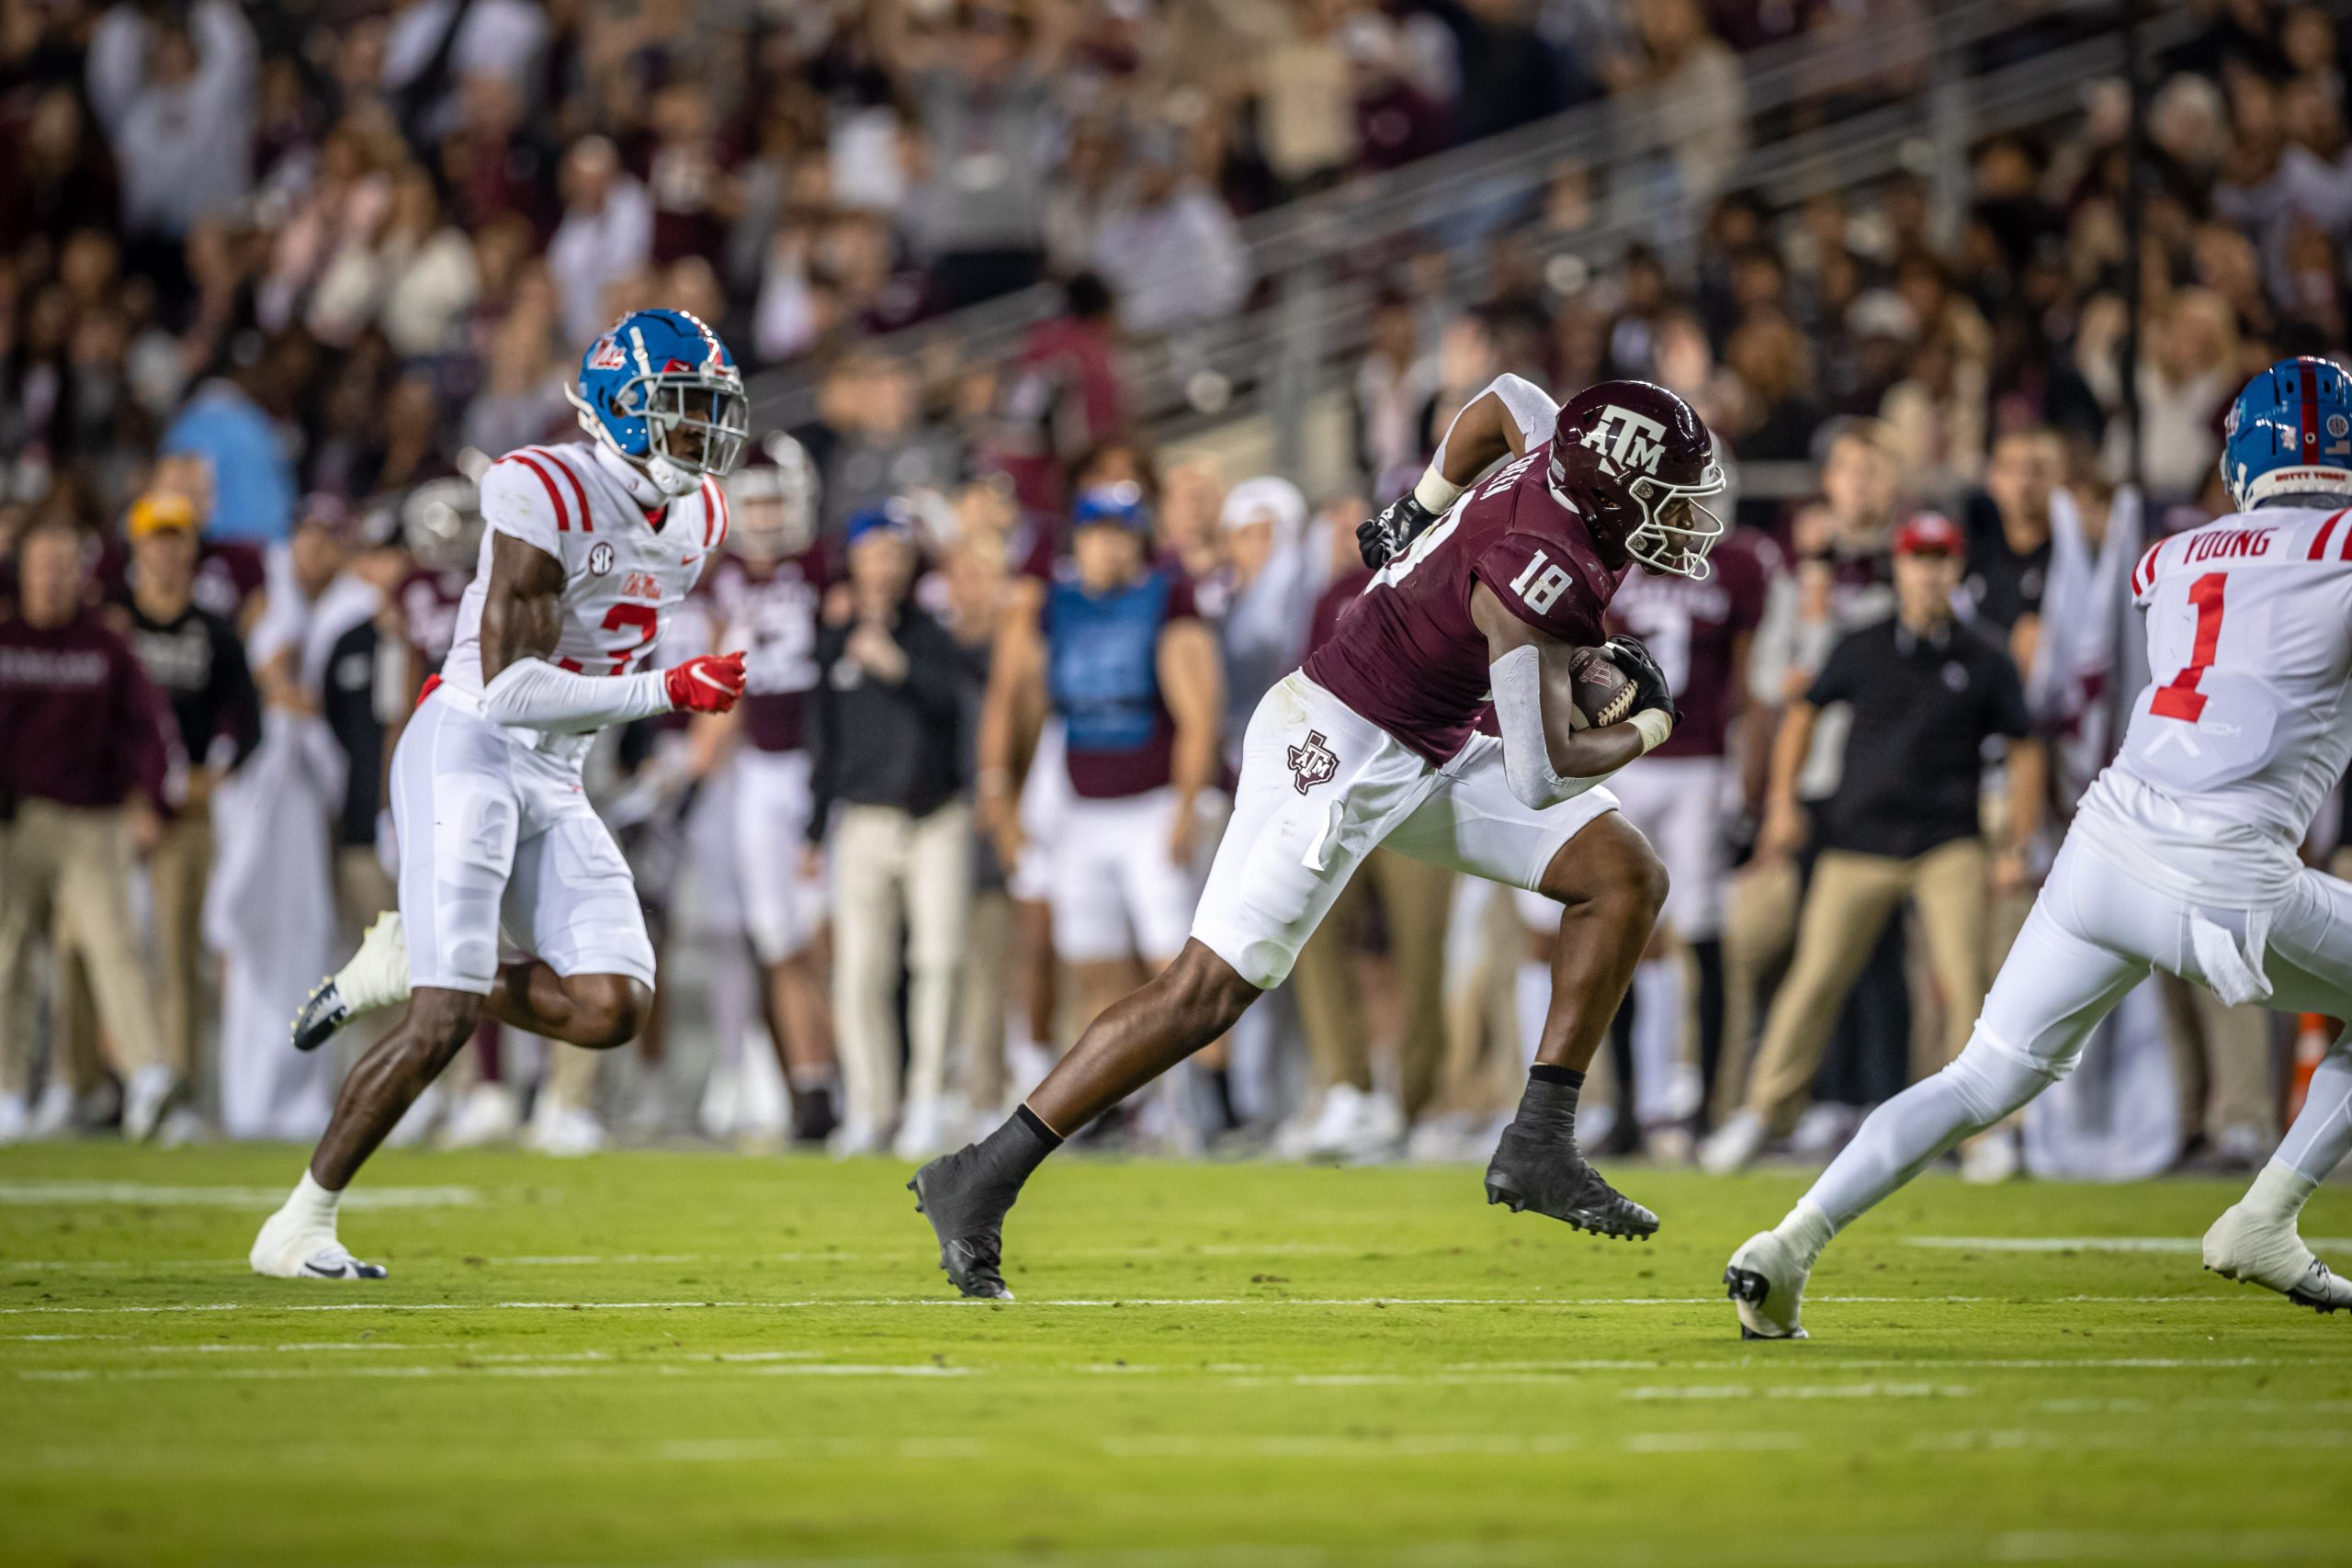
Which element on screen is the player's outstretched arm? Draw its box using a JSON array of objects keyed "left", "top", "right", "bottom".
[
  {"left": 1473, "top": 582, "right": 1669, "bottom": 807},
  {"left": 1360, "top": 373, "right": 1559, "bottom": 568},
  {"left": 476, "top": 534, "right": 743, "bottom": 731}
]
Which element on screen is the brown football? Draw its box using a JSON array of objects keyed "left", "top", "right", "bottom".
[{"left": 1566, "top": 646, "right": 1635, "bottom": 730}]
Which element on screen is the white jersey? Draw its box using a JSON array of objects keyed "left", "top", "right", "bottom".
[
  {"left": 441, "top": 441, "right": 728, "bottom": 758},
  {"left": 2074, "top": 503, "right": 2352, "bottom": 905}
]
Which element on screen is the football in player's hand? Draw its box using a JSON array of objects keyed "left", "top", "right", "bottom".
[{"left": 1566, "top": 646, "right": 1636, "bottom": 730}]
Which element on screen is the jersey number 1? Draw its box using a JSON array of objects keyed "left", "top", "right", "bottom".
[{"left": 2151, "top": 571, "right": 2225, "bottom": 722}]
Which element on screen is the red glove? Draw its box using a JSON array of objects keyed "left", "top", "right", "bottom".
[{"left": 664, "top": 651, "right": 748, "bottom": 715}]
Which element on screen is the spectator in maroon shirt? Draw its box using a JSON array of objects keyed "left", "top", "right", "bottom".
[{"left": 0, "top": 514, "right": 176, "bottom": 1143}]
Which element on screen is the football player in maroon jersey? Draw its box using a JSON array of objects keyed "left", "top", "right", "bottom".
[
  {"left": 701, "top": 437, "right": 840, "bottom": 1142},
  {"left": 913, "top": 375, "right": 1726, "bottom": 1297}
]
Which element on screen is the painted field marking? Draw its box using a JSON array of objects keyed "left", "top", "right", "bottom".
[
  {"left": 1906, "top": 1235, "right": 2352, "bottom": 1254},
  {"left": 0, "top": 1292, "right": 2308, "bottom": 1318},
  {"left": 0, "top": 1181, "right": 480, "bottom": 1210}
]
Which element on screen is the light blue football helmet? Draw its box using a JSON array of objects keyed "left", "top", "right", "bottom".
[{"left": 566, "top": 309, "right": 751, "bottom": 497}]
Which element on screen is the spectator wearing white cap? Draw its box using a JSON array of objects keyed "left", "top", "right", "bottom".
[{"left": 1210, "top": 476, "right": 1323, "bottom": 771}]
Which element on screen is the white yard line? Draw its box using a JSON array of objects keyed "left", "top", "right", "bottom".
[
  {"left": 0, "top": 1292, "right": 2298, "bottom": 1317},
  {"left": 0, "top": 1181, "right": 480, "bottom": 1209},
  {"left": 1906, "top": 1235, "right": 2352, "bottom": 1254}
]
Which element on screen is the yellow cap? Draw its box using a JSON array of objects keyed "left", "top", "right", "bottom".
[{"left": 128, "top": 491, "right": 199, "bottom": 539}]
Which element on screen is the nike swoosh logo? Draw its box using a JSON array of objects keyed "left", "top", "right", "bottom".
[{"left": 303, "top": 1260, "right": 346, "bottom": 1278}]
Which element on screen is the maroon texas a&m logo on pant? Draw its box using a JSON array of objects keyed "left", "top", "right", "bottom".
[{"left": 1288, "top": 730, "right": 1339, "bottom": 795}]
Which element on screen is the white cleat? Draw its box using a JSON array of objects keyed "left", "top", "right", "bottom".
[
  {"left": 829, "top": 1113, "right": 887, "bottom": 1159},
  {"left": 1960, "top": 1127, "right": 2023, "bottom": 1185},
  {"left": 1724, "top": 1230, "right": 1812, "bottom": 1339},
  {"left": 892, "top": 1096, "right": 953, "bottom": 1162},
  {"left": 122, "top": 1065, "right": 181, "bottom": 1144},
  {"left": 441, "top": 1083, "right": 521, "bottom": 1148},
  {"left": 1700, "top": 1109, "right": 1768, "bottom": 1176},
  {"left": 249, "top": 1209, "right": 387, "bottom": 1280},
  {"left": 0, "top": 1092, "right": 28, "bottom": 1146},
  {"left": 527, "top": 1104, "right": 608, "bottom": 1157},
  {"left": 2202, "top": 1203, "right": 2352, "bottom": 1314},
  {"left": 291, "top": 912, "right": 410, "bottom": 1054}
]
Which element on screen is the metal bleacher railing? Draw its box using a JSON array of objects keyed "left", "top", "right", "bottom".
[{"left": 745, "top": 0, "right": 2197, "bottom": 490}]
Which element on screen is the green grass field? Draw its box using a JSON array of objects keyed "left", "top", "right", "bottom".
[{"left": 2, "top": 1143, "right": 2346, "bottom": 1568}]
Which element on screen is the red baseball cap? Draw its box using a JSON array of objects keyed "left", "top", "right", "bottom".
[{"left": 1894, "top": 511, "right": 1964, "bottom": 558}]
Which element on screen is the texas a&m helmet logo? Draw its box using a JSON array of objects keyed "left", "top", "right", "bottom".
[
  {"left": 1287, "top": 730, "right": 1339, "bottom": 795},
  {"left": 1576, "top": 405, "right": 1670, "bottom": 478}
]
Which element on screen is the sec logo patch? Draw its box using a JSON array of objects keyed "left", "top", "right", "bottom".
[{"left": 589, "top": 543, "right": 616, "bottom": 576}]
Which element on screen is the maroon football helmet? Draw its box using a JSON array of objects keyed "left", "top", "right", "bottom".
[{"left": 1546, "top": 380, "right": 1725, "bottom": 578}]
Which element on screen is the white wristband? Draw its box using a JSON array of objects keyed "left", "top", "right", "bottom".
[
  {"left": 1630, "top": 708, "right": 1675, "bottom": 754},
  {"left": 1412, "top": 466, "right": 1465, "bottom": 516}
]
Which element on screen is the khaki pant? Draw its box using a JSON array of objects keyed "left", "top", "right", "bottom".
[
  {"left": 1291, "top": 850, "right": 1454, "bottom": 1118},
  {"left": 0, "top": 802, "right": 164, "bottom": 1096},
  {"left": 833, "top": 802, "right": 973, "bottom": 1132},
  {"left": 148, "top": 806, "right": 214, "bottom": 1078},
  {"left": 1716, "top": 859, "right": 1801, "bottom": 1122},
  {"left": 958, "top": 888, "right": 1013, "bottom": 1113},
  {"left": 1741, "top": 839, "right": 1988, "bottom": 1134},
  {"left": 2158, "top": 975, "right": 2277, "bottom": 1143}
]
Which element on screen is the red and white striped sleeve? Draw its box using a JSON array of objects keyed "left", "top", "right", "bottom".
[
  {"left": 481, "top": 450, "right": 574, "bottom": 558},
  {"left": 2130, "top": 535, "right": 2168, "bottom": 607},
  {"left": 699, "top": 477, "right": 729, "bottom": 552}
]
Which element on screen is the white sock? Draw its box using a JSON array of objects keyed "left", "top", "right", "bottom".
[
  {"left": 1515, "top": 961, "right": 1550, "bottom": 1070},
  {"left": 287, "top": 1171, "right": 341, "bottom": 1229},
  {"left": 2241, "top": 1158, "right": 2319, "bottom": 1225},
  {"left": 1773, "top": 1197, "right": 1836, "bottom": 1269},
  {"left": 2276, "top": 1046, "right": 2352, "bottom": 1183}
]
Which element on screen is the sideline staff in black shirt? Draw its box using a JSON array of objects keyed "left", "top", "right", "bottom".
[{"left": 1713, "top": 513, "right": 2044, "bottom": 1156}]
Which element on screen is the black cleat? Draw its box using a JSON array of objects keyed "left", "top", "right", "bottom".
[
  {"left": 791, "top": 1083, "right": 840, "bottom": 1145},
  {"left": 910, "top": 1148, "right": 1018, "bottom": 1300},
  {"left": 290, "top": 980, "right": 352, "bottom": 1055},
  {"left": 1483, "top": 1126, "right": 1659, "bottom": 1240}
]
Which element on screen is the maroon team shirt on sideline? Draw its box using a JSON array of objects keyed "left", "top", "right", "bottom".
[
  {"left": 1605, "top": 529, "right": 1776, "bottom": 759},
  {"left": 0, "top": 608, "right": 175, "bottom": 809},
  {"left": 703, "top": 545, "right": 830, "bottom": 753},
  {"left": 398, "top": 565, "right": 473, "bottom": 674},
  {"left": 1304, "top": 446, "right": 1622, "bottom": 766}
]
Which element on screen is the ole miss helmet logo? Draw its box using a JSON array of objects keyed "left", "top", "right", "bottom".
[
  {"left": 1288, "top": 730, "right": 1339, "bottom": 795},
  {"left": 587, "top": 336, "right": 628, "bottom": 371}
]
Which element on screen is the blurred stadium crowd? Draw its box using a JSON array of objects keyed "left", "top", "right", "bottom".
[{"left": 4, "top": 0, "right": 2351, "bottom": 1178}]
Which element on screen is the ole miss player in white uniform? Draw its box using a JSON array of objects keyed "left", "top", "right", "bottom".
[
  {"left": 1728, "top": 358, "right": 2352, "bottom": 1337},
  {"left": 701, "top": 435, "right": 840, "bottom": 1136},
  {"left": 250, "top": 310, "right": 752, "bottom": 1280}
]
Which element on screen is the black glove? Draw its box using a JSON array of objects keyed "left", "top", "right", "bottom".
[
  {"left": 1356, "top": 492, "right": 1439, "bottom": 570},
  {"left": 1602, "top": 634, "right": 1679, "bottom": 724}
]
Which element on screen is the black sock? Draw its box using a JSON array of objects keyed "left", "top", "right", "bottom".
[
  {"left": 1512, "top": 1066, "right": 1586, "bottom": 1143},
  {"left": 966, "top": 1105, "right": 1062, "bottom": 1190}
]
